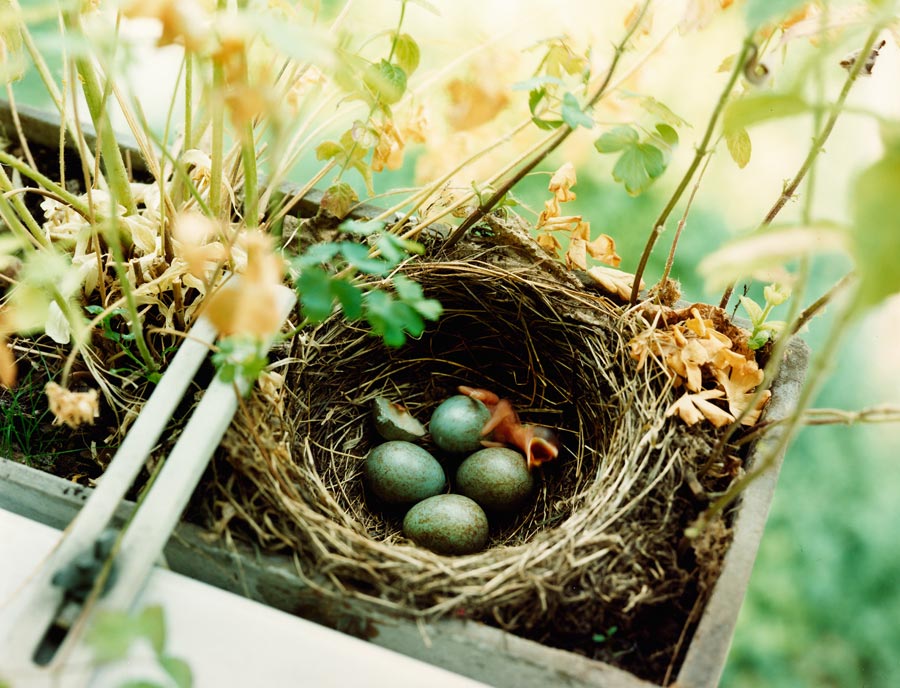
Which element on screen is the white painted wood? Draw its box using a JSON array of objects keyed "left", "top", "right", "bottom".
[
  {"left": 0, "top": 283, "right": 298, "bottom": 685},
  {"left": 0, "top": 508, "right": 487, "bottom": 688},
  {"left": 0, "top": 316, "right": 217, "bottom": 669}
]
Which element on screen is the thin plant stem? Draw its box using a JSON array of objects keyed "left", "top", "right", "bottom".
[
  {"left": 659, "top": 148, "right": 714, "bottom": 289},
  {"left": 692, "top": 293, "right": 856, "bottom": 533},
  {"left": 791, "top": 271, "right": 855, "bottom": 335},
  {"left": 99, "top": 215, "right": 157, "bottom": 371},
  {"left": 3, "top": 81, "right": 36, "bottom": 171},
  {"left": 65, "top": 12, "right": 136, "bottom": 214},
  {"left": 185, "top": 54, "right": 194, "bottom": 153},
  {"left": 443, "top": 0, "right": 653, "bottom": 251},
  {"left": 630, "top": 35, "right": 755, "bottom": 306},
  {"left": 719, "top": 26, "right": 883, "bottom": 309},
  {"left": 209, "top": 0, "right": 228, "bottom": 217},
  {"left": 378, "top": 119, "right": 535, "bottom": 233},
  {"left": 242, "top": 123, "right": 260, "bottom": 227},
  {"left": 0, "top": 149, "right": 89, "bottom": 217},
  {"left": 12, "top": 0, "right": 99, "bottom": 176},
  {"left": 0, "top": 164, "right": 49, "bottom": 245}
]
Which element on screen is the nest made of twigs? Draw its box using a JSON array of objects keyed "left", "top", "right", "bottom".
[{"left": 214, "top": 230, "right": 730, "bottom": 672}]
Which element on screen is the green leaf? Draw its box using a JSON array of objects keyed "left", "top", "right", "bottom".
[
  {"left": 137, "top": 606, "right": 166, "bottom": 656},
  {"left": 212, "top": 337, "right": 269, "bottom": 389},
  {"left": 561, "top": 92, "right": 593, "bottom": 130},
  {"left": 296, "top": 267, "right": 336, "bottom": 321},
  {"left": 850, "top": 145, "right": 900, "bottom": 308},
  {"left": 612, "top": 143, "right": 665, "bottom": 196},
  {"left": 86, "top": 610, "right": 139, "bottom": 663},
  {"left": 723, "top": 93, "right": 809, "bottom": 136},
  {"left": 528, "top": 88, "right": 564, "bottom": 131},
  {"left": 376, "top": 233, "right": 424, "bottom": 264},
  {"left": 392, "top": 274, "right": 424, "bottom": 301},
  {"left": 393, "top": 33, "right": 420, "bottom": 75},
  {"left": 655, "top": 123, "right": 679, "bottom": 147},
  {"left": 341, "top": 242, "right": 391, "bottom": 275},
  {"left": 364, "top": 59, "right": 407, "bottom": 105},
  {"left": 745, "top": 0, "right": 807, "bottom": 28},
  {"left": 698, "top": 223, "right": 848, "bottom": 290},
  {"left": 159, "top": 656, "right": 193, "bottom": 688},
  {"left": 320, "top": 182, "right": 358, "bottom": 219},
  {"left": 726, "top": 127, "right": 752, "bottom": 168},
  {"left": 331, "top": 279, "right": 363, "bottom": 320},
  {"left": 340, "top": 219, "right": 385, "bottom": 236},
  {"left": 363, "top": 290, "right": 409, "bottom": 347},
  {"left": 315, "top": 140, "right": 344, "bottom": 161},
  {"left": 594, "top": 125, "right": 639, "bottom": 153},
  {"left": 411, "top": 297, "right": 443, "bottom": 321},
  {"left": 748, "top": 331, "right": 771, "bottom": 350},
  {"left": 637, "top": 95, "right": 689, "bottom": 128},
  {"left": 295, "top": 242, "right": 342, "bottom": 268},
  {"left": 739, "top": 296, "right": 765, "bottom": 326}
]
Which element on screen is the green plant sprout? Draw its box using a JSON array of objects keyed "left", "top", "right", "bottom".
[
  {"left": 86, "top": 604, "right": 192, "bottom": 688},
  {"left": 739, "top": 283, "right": 791, "bottom": 350}
]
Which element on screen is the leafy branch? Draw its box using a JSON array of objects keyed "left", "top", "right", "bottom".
[
  {"left": 441, "top": 0, "right": 653, "bottom": 251},
  {"left": 718, "top": 27, "right": 885, "bottom": 309},
  {"left": 629, "top": 35, "right": 756, "bottom": 306}
]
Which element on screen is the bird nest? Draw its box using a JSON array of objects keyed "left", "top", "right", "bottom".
[{"left": 212, "top": 232, "right": 734, "bottom": 678}]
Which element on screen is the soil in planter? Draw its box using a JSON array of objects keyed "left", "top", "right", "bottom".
[{"left": 0, "top": 121, "right": 214, "bottom": 497}]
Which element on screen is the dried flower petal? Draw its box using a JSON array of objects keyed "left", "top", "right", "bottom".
[
  {"left": 174, "top": 212, "right": 227, "bottom": 279},
  {"left": 586, "top": 266, "right": 645, "bottom": 300},
  {"left": 586, "top": 233, "right": 621, "bottom": 267},
  {"left": 666, "top": 389, "right": 735, "bottom": 427},
  {"left": 45, "top": 382, "right": 99, "bottom": 429},
  {"left": 204, "top": 231, "right": 285, "bottom": 337},
  {"left": 536, "top": 232, "right": 562, "bottom": 257},
  {"left": 0, "top": 332, "right": 16, "bottom": 389},
  {"left": 372, "top": 120, "right": 405, "bottom": 172},
  {"left": 548, "top": 162, "right": 577, "bottom": 202}
]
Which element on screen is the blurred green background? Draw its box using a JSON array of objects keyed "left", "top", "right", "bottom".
[{"left": 7, "top": 0, "right": 900, "bottom": 686}]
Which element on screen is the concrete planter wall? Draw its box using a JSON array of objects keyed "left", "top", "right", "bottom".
[{"left": 0, "top": 101, "right": 811, "bottom": 687}]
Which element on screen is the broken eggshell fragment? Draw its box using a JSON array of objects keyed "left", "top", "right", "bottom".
[{"left": 372, "top": 396, "right": 426, "bottom": 442}]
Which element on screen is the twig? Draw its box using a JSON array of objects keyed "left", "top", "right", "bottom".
[
  {"left": 658, "top": 148, "right": 714, "bottom": 289},
  {"left": 803, "top": 405, "right": 900, "bottom": 425},
  {"left": 442, "top": 0, "right": 653, "bottom": 251},
  {"left": 630, "top": 36, "right": 755, "bottom": 306},
  {"left": 791, "top": 271, "right": 855, "bottom": 335},
  {"left": 719, "top": 29, "right": 882, "bottom": 309}
]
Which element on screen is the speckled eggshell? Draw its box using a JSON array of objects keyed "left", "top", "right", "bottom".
[
  {"left": 403, "top": 494, "right": 490, "bottom": 555},
  {"left": 372, "top": 397, "right": 426, "bottom": 442},
  {"left": 364, "top": 441, "right": 446, "bottom": 504},
  {"left": 455, "top": 447, "right": 534, "bottom": 512},
  {"left": 429, "top": 395, "right": 491, "bottom": 454}
]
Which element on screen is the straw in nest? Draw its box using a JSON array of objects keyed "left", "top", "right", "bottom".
[{"left": 213, "top": 227, "right": 733, "bottom": 676}]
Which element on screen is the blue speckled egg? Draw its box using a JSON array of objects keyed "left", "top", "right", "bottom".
[
  {"left": 429, "top": 395, "right": 491, "bottom": 454},
  {"left": 403, "top": 494, "right": 489, "bottom": 555},
  {"left": 364, "top": 441, "right": 445, "bottom": 504},
  {"left": 456, "top": 447, "right": 533, "bottom": 512}
]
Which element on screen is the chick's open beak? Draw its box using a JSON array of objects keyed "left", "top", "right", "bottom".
[{"left": 523, "top": 426, "right": 560, "bottom": 469}]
